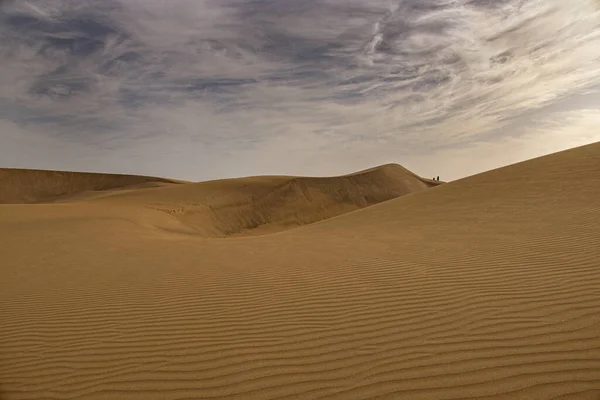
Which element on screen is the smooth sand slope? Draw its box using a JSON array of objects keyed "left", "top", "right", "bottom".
[{"left": 1, "top": 144, "right": 599, "bottom": 399}]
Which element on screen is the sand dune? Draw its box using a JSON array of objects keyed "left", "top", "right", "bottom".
[
  {"left": 91, "top": 163, "right": 440, "bottom": 237},
  {"left": 0, "top": 163, "right": 438, "bottom": 237},
  {"left": 0, "top": 168, "right": 184, "bottom": 204},
  {"left": 1, "top": 144, "right": 600, "bottom": 399}
]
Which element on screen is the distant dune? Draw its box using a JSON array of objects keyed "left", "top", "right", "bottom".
[
  {"left": 0, "top": 163, "right": 440, "bottom": 236},
  {"left": 1, "top": 144, "right": 599, "bottom": 400},
  {"left": 103, "top": 163, "right": 441, "bottom": 237},
  {"left": 0, "top": 168, "right": 184, "bottom": 204}
]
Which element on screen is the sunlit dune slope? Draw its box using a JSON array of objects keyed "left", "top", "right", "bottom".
[
  {"left": 1, "top": 143, "right": 599, "bottom": 400},
  {"left": 292, "top": 141, "right": 600, "bottom": 237},
  {"left": 0, "top": 168, "right": 184, "bottom": 204},
  {"left": 90, "top": 163, "right": 440, "bottom": 237}
]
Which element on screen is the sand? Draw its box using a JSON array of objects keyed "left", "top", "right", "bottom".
[
  {"left": 0, "top": 168, "right": 184, "bottom": 204},
  {"left": 1, "top": 143, "right": 599, "bottom": 399}
]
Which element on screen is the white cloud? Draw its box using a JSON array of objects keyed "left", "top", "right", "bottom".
[{"left": 0, "top": 0, "right": 599, "bottom": 181}]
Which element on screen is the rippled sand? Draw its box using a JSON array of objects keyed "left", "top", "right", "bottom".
[{"left": 1, "top": 142, "right": 599, "bottom": 399}]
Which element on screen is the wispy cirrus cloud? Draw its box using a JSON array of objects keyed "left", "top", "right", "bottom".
[{"left": 1, "top": 0, "right": 599, "bottom": 180}]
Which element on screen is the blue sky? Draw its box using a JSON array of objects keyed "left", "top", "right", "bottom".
[{"left": 1, "top": 0, "right": 599, "bottom": 181}]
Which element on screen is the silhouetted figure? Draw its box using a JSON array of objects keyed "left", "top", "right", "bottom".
[{"left": 437, "top": 176, "right": 439, "bottom": 181}]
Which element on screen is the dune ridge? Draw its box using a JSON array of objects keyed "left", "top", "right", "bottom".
[
  {"left": 0, "top": 164, "right": 438, "bottom": 236},
  {"left": 112, "top": 163, "right": 439, "bottom": 237},
  {"left": 1, "top": 143, "right": 599, "bottom": 399}
]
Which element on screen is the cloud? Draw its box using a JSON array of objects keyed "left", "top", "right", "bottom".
[{"left": 1, "top": 0, "right": 599, "bottom": 181}]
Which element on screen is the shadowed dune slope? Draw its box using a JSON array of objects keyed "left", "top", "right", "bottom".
[
  {"left": 91, "top": 163, "right": 440, "bottom": 237},
  {"left": 0, "top": 168, "right": 183, "bottom": 204},
  {"left": 1, "top": 143, "right": 600, "bottom": 400}
]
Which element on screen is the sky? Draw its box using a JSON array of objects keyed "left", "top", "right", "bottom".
[{"left": 1, "top": 0, "right": 600, "bottom": 182}]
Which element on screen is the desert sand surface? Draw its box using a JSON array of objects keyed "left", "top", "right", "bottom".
[
  {"left": 1, "top": 143, "right": 600, "bottom": 399},
  {"left": 0, "top": 168, "right": 187, "bottom": 204}
]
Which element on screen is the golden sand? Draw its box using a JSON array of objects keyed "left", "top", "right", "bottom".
[{"left": 1, "top": 143, "right": 599, "bottom": 399}]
